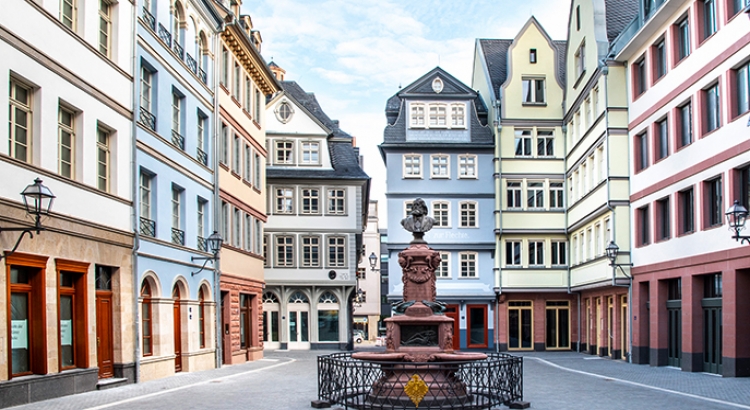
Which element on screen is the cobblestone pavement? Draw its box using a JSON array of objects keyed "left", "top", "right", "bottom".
[{"left": 7, "top": 350, "right": 750, "bottom": 410}]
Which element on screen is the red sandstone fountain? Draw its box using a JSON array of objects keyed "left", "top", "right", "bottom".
[{"left": 352, "top": 198, "right": 487, "bottom": 408}]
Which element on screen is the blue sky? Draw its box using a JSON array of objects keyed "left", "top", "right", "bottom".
[{"left": 241, "top": 0, "right": 571, "bottom": 220}]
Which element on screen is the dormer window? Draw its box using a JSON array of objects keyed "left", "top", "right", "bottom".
[
  {"left": 429, "top": 104, "right": 447, "bottom": 127},
  {"left": 451, "top": 104, "right": 465, "bottom": 126},
  {"left": 432, "top": 77, "right": 444, "bottom": 93},
  {"left": 411, "top": 104, "right": 425, "bottom": 127},
  {"left": 275, "top": 101, "right": 293, "bottom": 123},
  {"left": 409, "top": 102, "right": 467, "bottom": 129}
]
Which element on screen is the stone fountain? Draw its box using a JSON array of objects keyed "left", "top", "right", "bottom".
[{"left": 351, "top": 198, "right": 487, "bottom": 408}]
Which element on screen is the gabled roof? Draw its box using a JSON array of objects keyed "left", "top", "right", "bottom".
[
  {"left": 605, "top": 0, "right": 639, "bottom": 43},
  {"left": 398, "top": 66, "right": 477, "bottom": 96}
]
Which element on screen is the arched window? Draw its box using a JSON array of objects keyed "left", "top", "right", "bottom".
[
  {"left": 198, "top": 287, "right": 206, "bottom": 348},
  {"left": 198, "top": 31, "right": 208, "bottom": 71},
  {"left": 141, "top": 281, "right": 153, "bottom": 356},
  {"left": 318, "top": 291, "right": 338, "bottom": 304},
  {"left": 173, "top": 2, "right": 184, "bottom": 47},
  {"left": 317, "top": 291, "right": 339, "bottom": 342},
  {"left": 262, "top": 291, "right": 279, "bottom": 304},
  {"left": 289, "top": 291, "right": 309, "bottom": 304}
]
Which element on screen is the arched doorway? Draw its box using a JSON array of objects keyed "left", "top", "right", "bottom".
[
  {"left": 317, "top": 291, "right": 340, "bottom": 344},
  {"left": 287, "top": 291, "right": 310, "bottom": 350},
  {"left": 172, "top": 285, "right": 182, "bottom": 372},
  {"left": 262, "top": 292, "right": 280, "bottom": 349}
]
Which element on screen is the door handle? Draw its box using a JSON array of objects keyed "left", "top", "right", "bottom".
[{"left": 97, "top": 337, "right": 100, "bottom": 347}]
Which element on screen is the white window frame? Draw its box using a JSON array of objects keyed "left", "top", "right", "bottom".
[
  {"left": 431, "top": 201, "right": 450, "bottom": 228},
  {"left": 327, "top": 236, "right": 346, "bottom": 268},
  {"left": 233, "top": 207, "right": 241, "bottom": 248},
  {"left": 459, "top": 201, "right": 477, "bottom": 228},
  {"left": 450, "top": 103, "right": 466, "bottom": 128},
  {"left": 301, "top": 187, "right": 320, "bottom": 215},
  {"left": 436, "top": 252, "right": 450, "bottom": 278},
  {"left": 9, "top": 78, "right": 33, "bottom": 163},
  {"left": 551, "top": 241, "right": 567, "bottom": 266},
  {"left": 171, "top": 186, "right": 182, "bottom": 231},
  {"left": 275, "top": 187, "right": 294, "bottom": 214},
  {"left": 254, "top": 152, "right": 261, "bottom": 187},
  {"left": 550, "top": 182, "right": 564, "bottom": 209},
  {"left": 430, "top": 154, "right": 450, "bottom": 179},
  {"left": 527, "top": 182, "right": 544, "bottom": 209},
  {"left": 60, "top": 0, "right": 77, "bottom": 30},
  {"left": 404, "top": 201, "right": 414, "bottom": 218},
  {"left": 507, "top": 182, "right": 522, "bottom": 209},
  {"left": 301, "top": 235, "right": 321, "bottom": 267},
  {"left": 232, "top": 134, "right": 241, "bottom": 172},
  {"left": 505, "top": 241, "right": 522, "bottom": 267},
  {"left": 514, "top": 129, "right": 532, "bottom": 157},
  {"left": 244, "top": 214, "right": 253, "bottom": 252},
  {"left": 141, "top": 67, "right": 153, "bottom": 113},
  {"left": 96, "top": 126, "right": 110, "bottom": 192},
  {"left": 275, "top": 235, "right": 295, "bottom": 267},
  {"left": 139, "top": 171, "right": 152, "bottom": 220},
  {"left": 528, "top": 241, "right": 544, "bottom": 267},
  {"left": 522, "top": 77, "right": 546, "bottom": 104},
  {"left": 327, "top": 188, "right": 346, "bottom": 215},
  {"left": 410, "top": 103, "right": 425, "bottom": 128},
  {"left": 458, "top": 154, "right": 477, "bottom": 179},
  {"left": 537, "top": 130, "right": 554, "bottom": 157},
  {"left": 98, "top": 0, "right": 112, "bottom": 57},
  {"left": 301, "top": 141, "right": 320, "bottom": 165},
  {"left": 243, "top": 144, "right": 252, "bottom": 182},
  {"left": 428, "top": 104, "right": 447, "bottom": 127},
  {"left": 58, "top": 105, "right": 76, "bottom": 179},
  {"left": 459, "top": 252, "right": 477, "bottom": 278},
  {"left": 403, "top": 154, "right": 422, "bottom": 178},
  {"left": 275, "top": 140, "right": 294, "bottom": 165}
]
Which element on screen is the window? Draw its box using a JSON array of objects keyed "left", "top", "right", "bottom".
[
  {"left": 459, "top": 252, "right": 477, "bottom": 278},
  {"left": 410, "top": 104, "right": 425, "bottom": 127},
  {"left": 139, "top": 171, "right": 154, "bottom": 236},
  {"left": 575, "top": 42, "right": 585, "bottom": 78},
  {"left": 221, "top": 47, "right": 228, "bottom": 86},
  {"left": 458, "top": 155, "right": 477, "bottom": 178},
  {"left": 514, "top": 129, "right": 532, "bottom": 156},
  {"left": 655, "top": 117, "right": 669, "bottom": 160},
  {"left": 634, "top": 57, "right": 647, "bottom": 97},
  {"left": 675, "top": 16, "right": 691, "bottom": 62},
  {"left": 220, "top": 123, "right": 228, "bottom": 165},
  {"left": 530, "top": 49, "right": 537, "bottom": 63},
  {"left": 428, "top": 104, "right": 447, "bottom": 127},
  {"left": 301, "top": 141, "right": 320, "bottom": 164},
  {"left": 460, "top": 201, "right": 477, "bottom": 227},
  {"left": 522, "top": 78, "right": 545, "bottom": 104},
  {"left": 232, "top": 208, "right": 242, "bottom": 248},
  {"left": 57, "top": 262, "right": 87, "bottom": 370},
  {"left": 432, "top": 201, "right": 449, "bottom": 227},
  {"left": 198, "top": 288, "right": 206, "bottom": 348},
  {"left": 233, "top": 63, "right": 241, "bottom": 98},
  {"left": 550, "top": 182, "right": 564, "bottom": 209},
  {"left": 301, "top": 188, "right": 320, "bottom": 214},
  {"left": 678, "top": 187, "right": 695, "bottom": 234},
  {"left": 8, "top": 256, "right": 47, "bottom": 378},
  {"left": 734, "top": 61, "right": 750, "bottom": 117},
  {"left": 403, "top": 154, "right": 422, "bottom": 178},
  {"left": 275, "top": 236, "right": 294, "bottom": 267},
  {"left": 327, "top": 189, "right": 346, "bottom": 215},
  {"left": 703, "top": 82, "right": 721, "bottom": 134},
  {"left": 275, "top": 101, "right": 293, "bottom": 123},
  {"left": 239, "top": 293, "right": 252, "bottom": 349},
  {"left": 435, "top": 252, "right": 450, "bottom": 278},
  {"left": 507, "top": 182, "right": 522, "bottom": 209},
  {"left": 171, "top": 92, "right": 184, "bottom": 149},
  {"left": 263, "top": 235, "right": 268, "bottom": 266},
  {"left": 58, "top": 105, "right": 75, "bottom": 178},
  {"left": 318, "top": 292, "right": 339, "bottom": 342},
  {"left": 637, "top": 205, "right": 650, "bottom": 246},
  {"left": 677, "top": 102, "right": 693, "bottom": 148},
  {"left": 551, "top": 242, "right": 566, "bottom": 266},
  {"left": 597, "top": 146, "right": 605, "bottom": 181},
  {"left": 537, "top": 130, "right": 554, "bottom": 156},
  {"left": 431, "top": 154, "right": 449, "bottom": 178},
  {"left": 171, "top": 186, "right": 183, "bottom": 245},
  {"left": 98, "top": 0, "right": 112, "bottom": 56},
  {"left": 404, "top": 201, "right": 413, "bottom": 218},
  {"left": 254, "top": 219, "right": 262, "bottom": 254},
  {"left": 505, "top": 241, "right": 521, "bottom": 266},
  {"left": 244, "top": 145, "right": 252, "bottom": 182},
  {"left": 653, "top": 39, "right": 666, "bottom": 81},
  {"left": 576, "top": 5, "right": 581, "bottom": 30},
  {"left": 221, "top": 202, "right": 229, "bottom": 243},
  {"left": 275, "top": 187, "right": 294, "bottom": 214},
  {"left": 451, "top": 104, "right": 465, "bottom": 127},
  {"left": 595, "top": 223, "right": 602, "bottom": 256},
  {"left": 545, "top": 301, "right": 570, "bottom": 349},
  {"left": 527, "top": 182, "right": 544, "bottom": 209},
  {"left": 254, "top": 152, "right": 261, "bottom": 187},
  {"left": 197, "top": 198, "right": 207, "bottom": 248},
  {"left": 140, "top": 281, "right": 153, "bottom": 356},
  {"left": 9, "top": 78, "right": 33, "bottom": 162},
  {"left": 636, "top": 131, "right": 649, "bottom": 171},
  {"left": 301, "top": 235, "right": 320, "bottom": 267},
  {"left": 706, "top": 177, "right": 723, "bottom": 227},
  {"left": 233, "top": 135, "right": 241, "bottom": 172},
  {"left": 528, "top": 241, "right": 544, "bottom": 266},
  {"left": 244, "top": 77, "right": 252, "bottom": 113},
  {"left": 655, "top": 196, "right": 671, "bottom": 241},
  {"left": 60, "top": 0, "right": 76, "bottom": 30},
  {"left": 96, "top": 127, "right": 110, "bottom": 192},
  {"left": 701, "top": 0, "right": 717, "bottom": 40},
  {"left": 731, "top": 0, "right": 750, "bottom": 16},
  {"left": 140, "top": 67, "right": 153, "bottom": 113},
  {"left": 738, "top": 165, "right": 750, "bottom": 210},
  {"left": 254, "top": 89, "right": 262, "bottom": 121},
  {"left": 276, "top": 140, "right": 294, "bottom": 164},
  {"left": 328, "top": 236, "right": 346, "bottom": 267}
]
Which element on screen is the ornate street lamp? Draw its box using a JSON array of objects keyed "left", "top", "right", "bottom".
[
  {"left": 368, "top": 252, "right": 377, "bottom": 271},
  {"left": 1, "top": 178, "right": 55, "bottom": 259},
  {"left": 726, "top": 200, "right": 750, "bottom": 244},
  {"left": 191, "top": 231, "right": 223, "bottom": 275},
  {"left": 605, "top": 240, "right": 620, "bottom": 266}
]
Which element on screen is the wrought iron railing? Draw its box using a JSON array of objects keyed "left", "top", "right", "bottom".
[
  {"left": 158, "top": 23, "right": 172, "bottom": 47},
  {"left": 142, "top": 7, "right": 155, "bottom": 30},
  {"left": 186, "top": 53, "right": 197, "bottom": 74},
  {"left": 198, "top": 68, "right": 207, "bottom": 84},
  {"left": 317, "top": 352, "right": 523, "bottom": 410},
  {"left": 197, "top": 235, "right": 207, "bottom": 252},
  {"left": 139, "top": 107, "right": 156, "bottom": 131},
  {"left": 171, "top": 130, "right": 185, "bottom": 150},
  {"left": 171, "top": 227, "right": 185, "bottom": 245},
  {"left": 140, "top": 217, "right": 156, "bottom": 237},
  {"left": 173, "top": 41, "right": 184, "bottom": 59},
  {"left": 197, "top": 148, "right": 208, "bottom": 166}
]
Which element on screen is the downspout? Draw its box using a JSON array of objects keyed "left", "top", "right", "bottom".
[
  {"left": 213, "top": 20, "right": 224, "bottom": 370},
  {"left": 131, "top": 1, "right": 141, "bottom": 383},
  {"left": 492, "top": 92, "right": 502, "bottom": 353},
  {"left": 562, "top": 110, "right": 580, "bottom": 353}
]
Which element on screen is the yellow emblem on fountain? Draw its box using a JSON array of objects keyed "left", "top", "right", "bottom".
[{"left": 404, "top": 374, "right": 429, "bottom": 408}]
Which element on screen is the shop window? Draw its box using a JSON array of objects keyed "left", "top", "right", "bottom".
[
  {"left": 466, "top": 305, "right": 487, "bottom": 348},
  {"left": 546, "top": 301, "right": 570, "bottom": 349},
  {"left": 198, "top": 288, "right": 206, "bottom": 349},
  {"left": 141, "top": 281, "right": 153, "bottom": 356},
  {"left": 318, "top": 292, "right": 339, "bottom": 342},
  {"left": 7, "top": 253, "right": 48, "bottom": 377},
  {"left": 57, "top": 260, "right": 89, "bottom": 370}
]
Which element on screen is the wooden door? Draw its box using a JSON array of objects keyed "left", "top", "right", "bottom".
[
  {"left": 96, "top": 292, "right": 114, "bottom": 378},
  {"left": 173, "top": 287, "right": 182, "bottom": 372},
  {"left": 444, "top": 304, "right": 460, "bottom": 350}
]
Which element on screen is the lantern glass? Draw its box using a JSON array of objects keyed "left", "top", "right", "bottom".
[
  {"left": 21, "top": 178, "right": 55, "bottom": 217},
  {"left": 368, "top": 252, "right": 377, "bottom": 269},
  {"left": 725, "top": 200, "right": 748, "bottom": 230},
  {"left": 605, "top": 241, "right": 619, "bottom": 265},
  {"left": 207, "top": 231, "right": 224, "bottom": 255}
]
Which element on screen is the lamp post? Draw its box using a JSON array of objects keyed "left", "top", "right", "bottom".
[
  {"left": 726, "top": 200, "right": 750, "bottom": 244},
  {"left": 191, "top": 231, "right": 223, "bottom": 275},
  {"left": 605, "top": 240, "right": 633, "bottom": 363},
  {"left": 0, "top": 178, "right": 55, "bottom": 259}
]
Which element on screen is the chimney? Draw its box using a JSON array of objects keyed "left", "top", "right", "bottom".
[{"left": 268, "top": 61, "right": 285, "bottom": 81}]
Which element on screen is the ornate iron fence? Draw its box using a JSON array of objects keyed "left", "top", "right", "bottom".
[
  {"left": 173, "top": 41, "right": 184, "bottom": 60},
  {"left": 142, "top": 7, "right": 155, "bottom": 30},
  {"left": 317, "top": 352, "right": 522, "bottom": 409},
  {"left": 171, "top": 130, "right": 185, "bottom": 150},
  {"left": 139, "top": 217, "right": 155, "bottom": 237},
  {"left": 158, "top": 23, "right": 172, "bottom": 47},
  {"left": 171, "top": 227, "right": 184, "bottom": 245},
  {"left": 197, "top": 147, "right": 208, "bottom": 165},
  {"left": 139, "top": 107, "right": 156, "bottom": 131}
]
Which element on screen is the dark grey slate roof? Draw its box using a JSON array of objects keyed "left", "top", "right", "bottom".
[
  {"left": 552, "top": 40, "right": 568, "bottom": 87},
  {"left": 605, "top": 0, "right": 639, "bottom": 43},
  {"left": 478, "top": 39, "right": 512, "bottom": 100},
  {"left": 280, "top": 81, "right": 336, "bottom": 131}
]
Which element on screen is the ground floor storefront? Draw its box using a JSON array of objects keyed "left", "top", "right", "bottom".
[
  {"left": 220, "top": 274, "right": 264, "bottom": 364},
  {"left": 631, "top": 247, "right": 750, "bottom": 377}
]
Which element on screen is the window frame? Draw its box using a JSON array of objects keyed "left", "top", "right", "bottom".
[
  {"left": 435, "top": 252, "right": 450, "bottom": 279},
  {"left": 301, "top": 187, "right": 321, "bottom": 215},
  {"left": 633, "top": 55, "right": 647, "bottom": 98},
  {"left": 430, "top": 154, "right": 450, "bottom": 179},
  {"left": 96, "top": 126, "right": 111, "bottom": 192},
  {"left": 507, "top": 181, "right": 522, "bottom": 209},
  {"left": 732, "top": 60, "right": 750, "bottom": 119},
  {"left": 458, "top": 154, "right": 477, "bottom": 179},
  {"left": 327, "top": 188, "right": 346, "bottom": 215},
  {"left": 98, "top": 0, "right": 112, "bottom": 57},
  {"left": 275, "top": 187, "right": 295, "bottom": 214},
  {"left": 301, "top": 235, "right": 321, "bottom": 267},
  {"left": 505, "top": 241, "right": 522, "bottom": 267},
  {"left": 678, "top": 186, "right": 695, "bottom": 235},
  {"left": 56, "top": 260, "right": 89, "bottom": 371},
  {"left": 9, "top": 78, "right": 33, "bottom": 163},
  {"left": 637, "top": 205, "right": 651, "bottom": 246},
  {"left": 514, "top": 129, "right": 532, "bottom": 157},
  {"left": 528, "top": 241, "right": 545, "bottom": 267},
  {"left": 702, "top": 82, "right": 721, "bottom": 135},
  {"left": 550, "top": 182, "right": 564, "bottom": 209},
  {"left": 704, "top": 176, "right": 723, "bottom": 228},
  {"left": 459, "top": 201, "right": 477, "bottom": 228},
  {"left": 275, "top": 235, "right": 295, "bottom": 267},
  {"left": 537, "top": 130, "right": 555, "bottom": 157},
  {"left": 674, "top": 15, "right": 691, "bottom": 65},
  {"left": 656, "top": 196, "right": 671, "bottom": 241},
  {"left": 58, "top": 105, "right": 76, "bottom": 179},
  {"left": 651, "top": 38, "right": 667, "bottom": 83},
  {"left": 522, "top": 77, "right": 546, "bottom": 105},
  {"left": 140, "top": 280, "right": 153, "bottom": 357},
  {"left": 551, "top": 241, "right": 567, "bottom": 266},
  {"left": 327, "top": 235, "right": 347, "bottom": 268},
  {"left": 60, "top": 0, "right": 77, "bottom": 30},
  {"left": 403, "top": 154, "right": 422, "bottom": 179},
  {"left": 676, "top": 100, "right": 693, "bottom": 149},
  {"left": 459, "top": 252, "right": 478, "bottom": 278},
  {"left": 300, "top": 140, "right": 320, "bottom": 165},
  {"left": 431, "top": 200, "right": 450, "bottom": 228},
  {"left": 654, "top": 116, "right": 669, "bottom": 161},
  {"left": 527, "top": 182, "right": 544, "bottom": 210}
]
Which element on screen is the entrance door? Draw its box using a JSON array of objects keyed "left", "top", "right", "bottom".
[
  {"left": 96, "top": 293, "right": 114, "bottom": 378},
  {"left": 466, "top": 305, "right": 488, "bottom": 349},
  {"left": 221, "top": 291, "right": 231, "bottom": 364},
  {"left": 262, "top": 292, "right": 281, "bottom": 349},
  {"left": 596, "top": 298, "right": 602, "bottom": 355},
  {"left": 667, "top": 300, "right": 681, "bottom": 367},
  {"left": 620, "top": 295, "right": 629, "bottom": 362},
  {"left": 586, "top": 299, "right": 592, "bottom": 354},
  {"left": 702, "top": 300, "right": 722, "bottom": 374},
  {"left": 607, "top": 297, "right": 613, "bottom": 357},
  {"left": 508, "top": 301, "right": 533, "bottom": 350},
  {"left": 288, "top": 310, "right": 310, "bottom": 349},
  {"left": 444, "top": 304, "right": 460, "bottom": 350},
  {"left": 172, "top": 286, "right": 182, "bottom": 372}
]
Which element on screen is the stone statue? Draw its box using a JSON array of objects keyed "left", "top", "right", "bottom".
[{"left": 401, "top": 198, "right": 436, "bottom": 243}]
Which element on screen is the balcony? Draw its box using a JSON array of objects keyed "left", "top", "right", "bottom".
[
  {"left": 139, "top": 107, "right": 156, "bottom": 131},
  {"left": 173, "top": 41, "right": 184, "bottom": 60},
  {"left": 158, "top": 23, "right": 172, "bottom": 47},
  {"left": 141, "top": 7, "right": 155, "bottom": 31},
  {"left": 171, "top": 227, "right": 185, "bottom": 245},
  {"left": 186, "top": 53, "right": 197, "bottom": 74},
  {"left": 199, "top": 68, "right": 207, "bottom": 84},
  {"left": 197, "top": 235, "right": 207, "bottom": 252},
  {"left": 140, "top": 217, "right": 156, "bottom": 237},
  {"left": 171, "top": 130, "right": 185, "bottom": 150},
  {"left": 197, "top": 147, "right": 208, "bottom": 166}
]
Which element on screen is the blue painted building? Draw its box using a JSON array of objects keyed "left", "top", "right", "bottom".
[
  {"left": 380, "top": 67, "right": 497, "bottom": 350},
  {"left": 134, "top": 0, "right": 221, "bottom": 380}
]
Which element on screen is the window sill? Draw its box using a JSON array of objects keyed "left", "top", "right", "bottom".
[
  {"left": 521, "top": 102, "right": 547, "bottom": 107},
  {"left": 702, "top": 223, "right": 724, "bottom": 232},
  {"left": 701, "top": 126, "right": 722, "bottom": 139},
  {"left": 572, "top": 70, "right": 586, "bottom": 89},
  {"left": 458, "top": 176, "right": 478, "bottom": 179},
  {"left": 457, "top": 276, "right": 480, "bottom": 280},
  {"left": 676, "top": 229, "right": 696, "bottom": 238}
]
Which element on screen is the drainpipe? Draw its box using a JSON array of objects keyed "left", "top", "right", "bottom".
[
  {"left": 212, "top": 20, "right": 224, "bottom": 370},
  {"left": 562, "top": 117, "right": 581, "bottom": 353},
  {"left": 131, "top": 1, "right": 141, "bottom": 383},
  {"left": 492, "top": 94, "right": 502, "bottom": 353}
]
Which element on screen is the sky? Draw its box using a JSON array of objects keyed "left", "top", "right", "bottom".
[{"left": 241, "top": 0, "right": 572, "bottom": 221}]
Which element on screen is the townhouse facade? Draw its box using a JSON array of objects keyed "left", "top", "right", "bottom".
[
  {"left": 210, "top": 0, "right": 280, "bottom": 365},
  {"left": 613, "top": 0, "right": 750, "bottom": 376},
  {"left": 134, "top": 0, "right": 221, "bottom": 381},
  {"left": 354, "top": 200, "right": 382, "bottom": 341},
  {"left": 263, "top": 76, "right": 370, "bottom": 350},
  {"left": 381, "top": 67, "right": 497, "bottom": 350},
  {"left": 1, "top": 0, "right": 136, "bottom": 404}
]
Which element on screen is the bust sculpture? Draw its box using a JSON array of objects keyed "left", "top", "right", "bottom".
[{"left": 401, "top": 198, "right": 436, "bottom": 243}]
